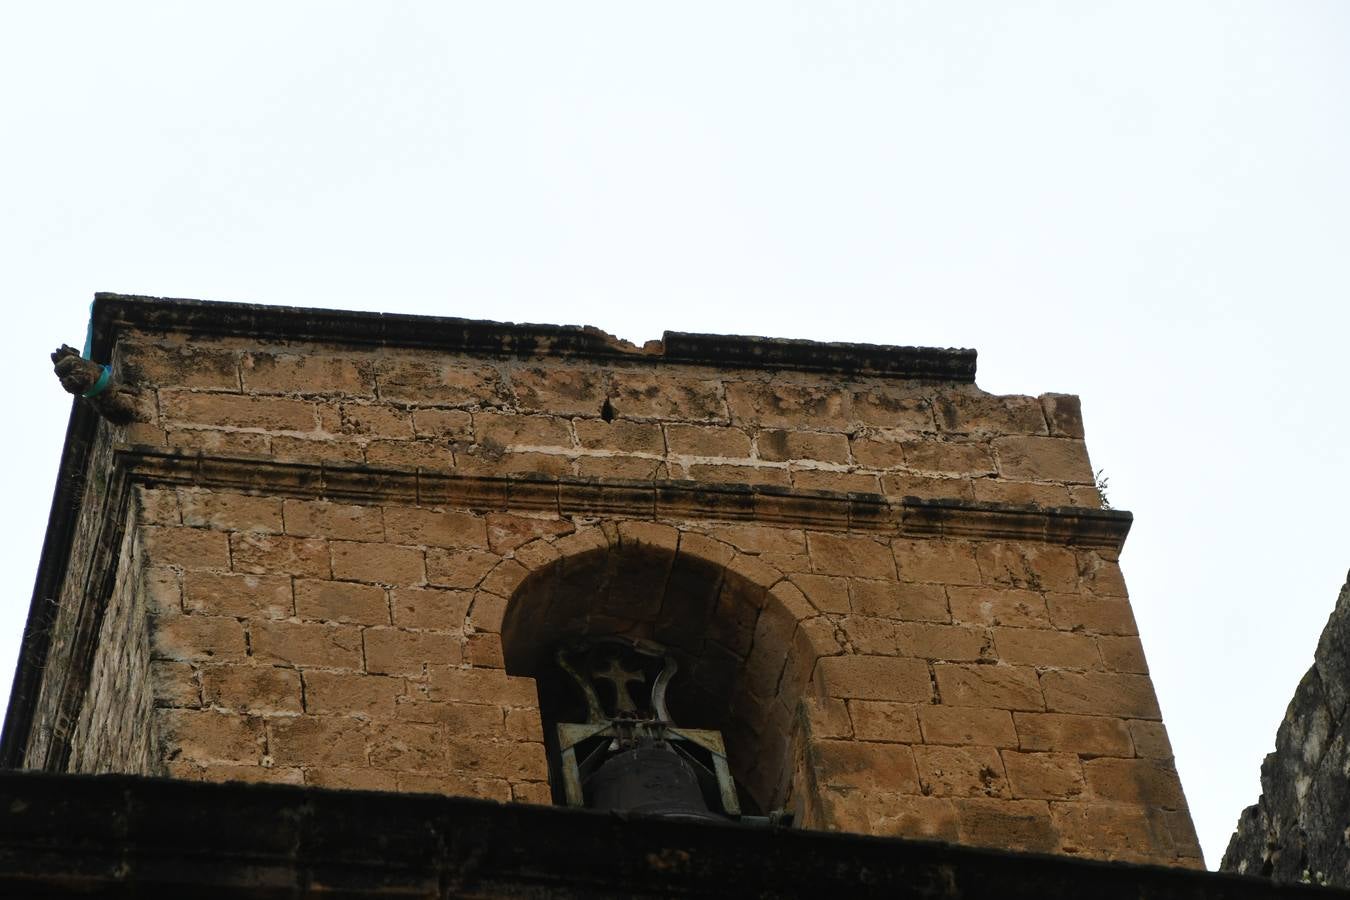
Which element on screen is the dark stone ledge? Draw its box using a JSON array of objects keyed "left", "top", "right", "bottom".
[
  {"left": 89, "top": 293, "right": 978, "bottom": 381},
  {"left": 117, "top": 448, "right": 1133, "bottom": 549},
  {"left": 0, "top": 771, "right": 1339, "bottom": 899}
]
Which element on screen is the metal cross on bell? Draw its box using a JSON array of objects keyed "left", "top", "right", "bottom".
[{"left": 552, "top": 637, "right": 740, "bottom": 823}]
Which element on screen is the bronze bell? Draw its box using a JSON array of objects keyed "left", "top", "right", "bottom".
[{"left": 587, "top": 739, "right": 723, "bottom": 822}]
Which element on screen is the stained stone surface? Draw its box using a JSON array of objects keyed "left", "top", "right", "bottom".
[{"left": 1222, "top": 573, "right": 1350, "bottom": 887}]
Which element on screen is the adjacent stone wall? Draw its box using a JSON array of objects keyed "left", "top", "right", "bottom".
[
  {"left": 1222, "top": 574, "right": 1350, "bottom": 887},
  {"left": 20, "top": 428, "right": 123, "bottom": 769},
  {"left": 16, "top": 317, "right": 1200, "bottom": 870},
  {"left": 66, "top": 502, "right": 160, "bottom": 775}
]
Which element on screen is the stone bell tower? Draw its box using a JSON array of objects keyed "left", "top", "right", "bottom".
[{"left": 1, "top": 293, "right": 1202, "bottom": 868}]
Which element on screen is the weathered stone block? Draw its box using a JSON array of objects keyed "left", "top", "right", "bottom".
[
  {"left": 893, "top": 539, "right": 981, "bottom": 585},
  {"left": 377, "top": 358, "right": 501, "bottom": 407},
  {"left": 934, "top": 664, "right": 1043, "bottom": 711},
  {"left": 791, "top": 469, "right": 881, "bottom": 494},
  {"left": 799, "top": 696, "right": 853, "bottom": 740},
  {"left": 993, "top": 436, "right": 1094, "bottom": 484},
  {"left": 879, "top": 474, "right": 974, "bottom": 502},
  {"left": 1096, "top": 635, "right": 1148, "bottom": 673},
  {"left": 1040, "top": 393, "right": 1085, "bottom": 438},
  {"left": 120, "top": 340, "right": 241, "bottom": 390},
  {"left": 1083, "top": 757, "right": 1186, "bottom": 807},
  {"left": 1040, "top": 671, "right": 1160, "bottom": 719},
  {"left": 948, "top": 587, "right": 1050, "bottom": 629},
  {"left": 282, "top": 500, "right": 384, "bottom": 541},
  {"left": 367, "top": 721, "right": 447, "bottom": 771},
  {"left": 1051, "top": 801, "right": 1169, "bottom": 863},
  {"left": 895, "top": 622, "right": 992, "bottom": 662},
  {"left": 241, "top": 352, "right": 374, "bottom": 396},
  {"left": 955, "top": 798, "right": 1058, "bottom": 854},
  {"left": 427, "top": 666, "right": 538, "bottom": 707},
  {"left": 140, "top": 526, "right": 231, "bottom": 571},
  {"left": 474, "top": 412, "right": 573, "bottom": 450},
  {"left": 330, "top": 541, "right": 425, "bottom": 585},
  {"left": 915, "top": 744, "right": 1009, "bottom": 798},
  {"left": 390, "top": 586, "right": 471, "bottom": 630},
  {"left": 230, "top": 533, "right": 330, "bottom": 578},
  {"left": 611, "top": 372, "right": 727, "bottom": 421},
  {"left": 383, "top": 507, "right": 488, "bottom": 549},
  {"left": 444, "top": 737, "right": 549, "bottom": 781},
  {"left": 850, "top": 390, "right": 933, "bottom": 429},
  {"left": 684, "top": 463, "right": 789, "bottom": 486},
  {"left": 150, "top": 615, "right": 248, "bottom": 662},
  {"left": 848, "top": 436, "right": 907, "bottom": 470},
  {"left": 410, "top": 408, "right": 474, "bottom": 440},
  {"left": 249, "top": 621, "right": 363, "bottom": 670},
  {"left": 1045, "top": 595, "right": 1138, "bottom": 635},
  {"left": 850, "top": 580, "right": 949, "bottom": 622},
  {"left": 1128, "top": 720, "right": 1173, "bottom": 758},
  {"left": 331, "top": 402, "right": 414, "bottom": 439},
  {"left": 364, "top": 628, "right": 462, "bottom": 675},
  {"left": 183, "top": 572, "right": 293, "bottom": 619},
  {"left": 294, "top": 579, "right": 390, "bottom": 626},
  {"left": 156, "top": 709, "right": 265, "bottom": 765},
  {"left": 975, "top": 542, "right": 1078, "bottom": 593},
  {"left": 847, "top": 700, "right": 921, "bottom": 743},
  {"left": 934, "top": 393, "right": 1047, "bottom": 437},
  {"left": 901, "top": 440, "right": 997, "bottom": 477},
  {"left": 816, "top": 655, "right": 932, "bottom": 703},
  {"left": 268, "top": 716, "right": 368, "bottom": 767},
  {"left": 918, "top": 706, "right": 1017, "bottom": 747},
  {"left": 304, "top": 670, "right": 404, "bottom": 717},
  {"left": 574, "top": 418, "right": 664, "bottom": 453},
  {"left": 201, "top": 664, "right": 302, "bottom": 714},
  {"left": 870, "top": 794, "right": 960, "bottom": 842},
  {"left": 756, "top": 429, "right": 850, "bottom": 464},
  {"left": 994, "top": 628, "right": 1099, "bottom": 670},
  {"left": 725, "top": 380, "right": 847, "bottom": 428},
  {"left": 1013, "top": 712, "right": 1134, "bottom": 756},
  {"left": 665, "top": 423, "right": 751, "bottom": 458},
  {"left": 179, "top": 492, "right": 283, "bottom": 533},
  {"left": 1001, "top": 751, "right": 1085, "bottom": 800},
  {"left": 160, "top": 391, "right": 319, "bottom": 432},
  {"left": 812, "top": 739, "right": 919, "bottom": 794},
  {"left": 149, "top": 660, "right": 200, "bottom": 708},
  {"left": 807, "top": 533, "right": 895, "bottom": 579},
  {"left": 510, "top": 366, "right": 605, "bottom": 416},
  {"left": 486, "top": 513, "right": 575, "bottom": 554}
]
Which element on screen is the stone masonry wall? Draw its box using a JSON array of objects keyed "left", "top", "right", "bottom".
[
  {"left": 1221, "top": 574, "right": 1350, "bottom": 887},
  {"left": 112, "top": 334, "right": 1101, "bottom": 508},
  {"left": 21, "top": 321, "right": 1199, "bottom": 869}
]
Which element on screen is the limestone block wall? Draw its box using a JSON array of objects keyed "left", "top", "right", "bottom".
[
  {"left": 7, "top": 301, "right": 1200, "bottom": 871},
  {"left": 111, "top": 332, "right": 1101, "bottom": 508}
]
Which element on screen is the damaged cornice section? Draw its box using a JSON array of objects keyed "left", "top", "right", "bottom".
[{"left": 88, "top": 293, "right": 978, "bottom": 381}]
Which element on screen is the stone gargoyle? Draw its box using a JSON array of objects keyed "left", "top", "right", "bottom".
[{"left": 51, "top": 344, "right": 139, "bottom": 425}]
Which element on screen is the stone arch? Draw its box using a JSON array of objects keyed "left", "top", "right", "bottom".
[{"left": 499, "top": 520, "right": 834, "bottom": 814}]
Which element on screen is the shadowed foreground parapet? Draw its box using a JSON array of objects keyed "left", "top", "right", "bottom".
[{"left": 0, "top": 772, "right": 1338, "bottom": 899}]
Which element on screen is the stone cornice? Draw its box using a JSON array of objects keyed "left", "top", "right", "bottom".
[
  {"left": 121, "top": 449, "right": 1132, "bottom": 550},
  {"left": 88, "top": 293, "right": 978, "bottom": 382}
]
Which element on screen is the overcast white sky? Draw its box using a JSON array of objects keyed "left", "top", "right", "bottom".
[{"left": 3, "top": 2, "right": 1347, "bottom": 866}]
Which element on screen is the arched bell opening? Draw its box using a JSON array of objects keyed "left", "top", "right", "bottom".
[{"left": 501, "top": 537, "right": 810, "bottom": 821}]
